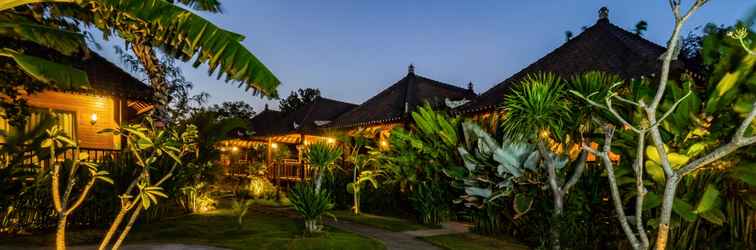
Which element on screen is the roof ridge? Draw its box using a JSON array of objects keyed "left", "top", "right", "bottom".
[{"left": 414, "top": 74, "right": 472, "bottom": 93}]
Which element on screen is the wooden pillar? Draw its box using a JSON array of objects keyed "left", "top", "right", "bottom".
[{"left": 299, "top": 133, "right": 305, "bottom": 181}]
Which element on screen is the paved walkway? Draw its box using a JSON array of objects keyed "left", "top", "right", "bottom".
[{"left": 252, "top": 206, "right": 446, "bottom": 250}]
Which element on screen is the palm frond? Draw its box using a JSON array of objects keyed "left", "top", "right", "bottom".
[{"left": 500, "top": 72, "right": 570, "bottom": 142}]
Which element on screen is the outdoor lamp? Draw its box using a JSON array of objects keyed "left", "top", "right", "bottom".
[
  {"left": 90, "top": 113, "right": 98, "bottom": 125},
  {"left": 272, "top": 143, "right": 278, "bottom": 149},
  {"left": 327, "top": 138, "right": 335, "bottom": 144},
  {"left": 232, "top": 146, "right": 239, "bottom": 152}
]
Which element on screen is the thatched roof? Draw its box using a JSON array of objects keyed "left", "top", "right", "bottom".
[
  {"left": 81, "top": 52, "right": 153, "bottom": 101},
  {"left": 329, "top": 65, "right": 476, "bottom": 128},
  {"left": 459, "top": 7, "right": 677, "bottom": 113},
  {"left": 252, "top": 97, "right": 357, "bottom": 136}
]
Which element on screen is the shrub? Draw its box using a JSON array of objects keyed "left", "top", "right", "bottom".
[
  {"left": 289, "top": 183, "right": 335, "bottom": 233},
  {"left": 409, "top": 182, "right": 452, "bottom": 225}
]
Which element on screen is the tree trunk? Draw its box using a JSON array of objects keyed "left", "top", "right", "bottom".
[
  {"left": 130, "top": 43, "right": 168, "bottom": 119},
  {"left": 551, "top": 192, "right": 563, "bottom": 250},
  {"left": 112, "top": 205, "right": 143, "bottom": 250},
  {"left": 55, "top": 215, "right": 67, "bottom": 250},
  {"left": 353, "top": 190, "right": 361, "bottom": 215},
  {"left": 98, "top": 208, "right": 129, "bottom": 250},
  {"left": 305, "top": 219, "right": 319, "bottom": 233},
  {"left": 654, "top": 176, "right": 680, "bottom": 250}
]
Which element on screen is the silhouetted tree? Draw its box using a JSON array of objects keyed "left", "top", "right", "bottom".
[
  {"left": 278, "top": 88, "right": 321, "bottom": 113},
  {"left": 634, "top": 20, "right": 648, "bottom": 36}
]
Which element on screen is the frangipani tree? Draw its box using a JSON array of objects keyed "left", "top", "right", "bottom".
[{"left": 572, "top": 1, "right": 756, "bottom": 249}]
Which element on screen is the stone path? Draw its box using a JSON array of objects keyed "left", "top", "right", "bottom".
[
  {"left": 252, "top": 206, "right": 447, "bottom": 250},
  {"left": 403, "top": 221, "right": 471, "bottom": 237}
]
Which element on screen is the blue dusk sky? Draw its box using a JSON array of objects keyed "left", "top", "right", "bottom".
[{"left": 96, "top": 1, "right": 754, "bottom": 112}]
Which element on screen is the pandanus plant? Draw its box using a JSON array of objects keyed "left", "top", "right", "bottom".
[{"left": 304, "top": 142, "right": 342, "bottom": 194}]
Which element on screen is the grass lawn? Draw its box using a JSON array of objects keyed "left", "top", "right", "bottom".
[
  {"left": 331, "top": 210, "right": 437, "bottom": 232},
  {"left": 0, "top": 209, "right": 384, "bottom": 250},
  {"left": 421, "top": 233, "right": 529, "bottom": 250}
]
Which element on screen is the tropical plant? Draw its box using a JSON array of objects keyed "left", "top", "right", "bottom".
[
  {"left": 97, "top": 119, "right": 198, "bottom": 250},
  {"left": 499, "top": 72, "right": 591, "bottom": 250},
  {"left": 289, "top": 183, "right": 335, "bottom": 234},
  {"left": 43, "top": 125, "right": 113, "bottom": 250},
  {"left": 374, "top": 104, "right": 462, "bottom": 224},
  {"left": 231, "top": 189, "right": 254, "bottom": 227},
  {"left": 178, "top": 182, "right": 216, "bottom": 213},
  {"left": 572, "top": 2, "right": 756, "bottom": 249},
  {"left": 346, "top": 165, "right": 381, "bottom": 215},
  {"left": 304, "top": 142, "right": 342, "bottom": 193}
]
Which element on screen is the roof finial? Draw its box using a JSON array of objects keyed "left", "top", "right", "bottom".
[
  {"left": 468, "top": 81, "right": 474, "bottom": 92},
  {"left": 408, "top": 64, "right": 415, "bottom": 74},
  {"left": 598, "top": 6, "right": 609, "bottom": 20}
]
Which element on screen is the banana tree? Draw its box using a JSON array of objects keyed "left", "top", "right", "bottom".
[
  {"left": 346, "top": 161, "right": 381, "bottom": 215},
  {"left": 3, "top": 0, "right": 281, "bottom": 119}
]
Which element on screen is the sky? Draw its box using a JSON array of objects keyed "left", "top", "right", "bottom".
[{"left": 95, "top": 1, "right": 754, "bottom": 112}]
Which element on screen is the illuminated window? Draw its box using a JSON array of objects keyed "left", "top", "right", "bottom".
[{"left": 0, "top": 108, "right": 77, "bottom": 143}]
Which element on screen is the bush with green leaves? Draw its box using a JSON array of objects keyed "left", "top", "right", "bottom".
[{"left": 289, "top": 183, "right": 335, "bottom": 234}]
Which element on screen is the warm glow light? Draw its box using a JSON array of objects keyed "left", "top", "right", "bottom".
[
  {"left": 232, "top": 146, "right": 239, "bottom": 152},
  {"left": 380, "top": 140, "right": 388, "bottom": 147},
  {"left": 220, "top": 147, "right": 226, "bottom": 152},
  {"left": 271, "top": 143, "right": 278, "bottom": 149},
  {"left": 327, "top": 138, "right": 335, "bottom": 144},
  {"left": 90, "top": 113, "right": 98, "bottom": 125}
]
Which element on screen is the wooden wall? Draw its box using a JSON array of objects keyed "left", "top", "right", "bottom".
[{"left": 25, "top": 91, "right": 123, "bottom": 150}]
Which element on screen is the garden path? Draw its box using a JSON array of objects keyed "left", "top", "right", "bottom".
[
  {"left": 251, "top": 206, "right": 443, "bottom": 250},
  {"left": 403, "top": 221, "right": 471, "bottom": 237}
]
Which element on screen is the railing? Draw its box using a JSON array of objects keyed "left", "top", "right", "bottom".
[
  {"left": 266, "top": 159, "right": 315, "bottom": 182},
  {"left": 0, "top": 146, "right": 122, "bottom": 168}
]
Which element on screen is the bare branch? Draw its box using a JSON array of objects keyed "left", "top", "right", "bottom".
[
  {"left": 651, "top": 90, "right": 692, "bottom": 127},
  {"left": 562, "top": 148, "right": 588, "bottom": 194},
  {"left": 595, "top": 125, "right": 641, "bottom": 249},
  {"left": 734, "top": 102, "right": 756, "bottom": 141},
  {"left": 65, "top": 178, "right": 97, "bottom": 214},
  {"left": 633, "top": 133, "right": 650, "bottom": 248},
  {"left": 606, "top": 95, "right": 643, "bottom": 133},
  {"left": 612, "top": 94, "right": 643, "bottom": 107}
]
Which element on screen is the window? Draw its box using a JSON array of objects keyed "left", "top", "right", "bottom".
[{"left": 0, "top": 109, "right": 77, "bottom": 143}]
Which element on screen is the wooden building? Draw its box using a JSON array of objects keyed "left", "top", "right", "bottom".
[{"left": 1, "top": 51, "right": 153, "bottom": 154}]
